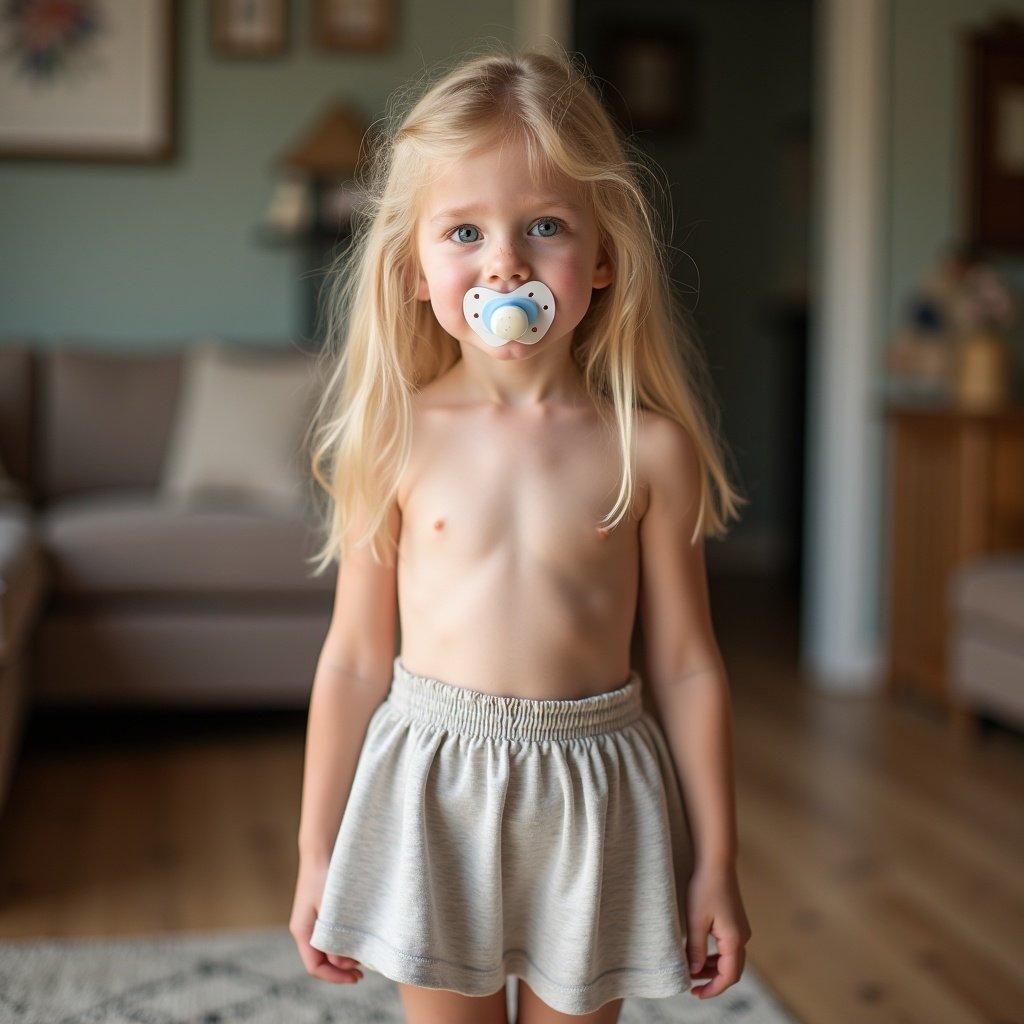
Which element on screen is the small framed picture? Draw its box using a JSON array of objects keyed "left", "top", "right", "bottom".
[
  {"left": 965, "top": 17, "right": 1024, "bottom": 252},
  {"left": 0, "top": 0, "right": 177, "bottom": 163},
  {"left": 595, "top": 22, "right": 699, "bottom": 137},
  {"left": 212, "top": 0, "right": 290, "bottom": 59},
  {"left": 312, "top": 0, "right": 393, "bottom": 52}
]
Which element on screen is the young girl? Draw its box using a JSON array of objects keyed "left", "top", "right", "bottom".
[{"left": 291, "top": 45, "right": 751, "bottom": 1023}]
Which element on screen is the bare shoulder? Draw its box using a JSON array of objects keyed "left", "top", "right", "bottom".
[
  {"left": 398, "top": 374, "right": 456, "bottom": 509},
  {"left": 636, "top": 409, "right": 701, "bottom": 516}
]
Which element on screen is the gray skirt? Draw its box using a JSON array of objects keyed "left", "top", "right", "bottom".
[{"left": 310, "top": 656, "right": 695, "bottom": 1015}]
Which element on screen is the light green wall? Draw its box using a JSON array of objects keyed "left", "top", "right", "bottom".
[
  {"left": 0, "top": 0, "right": 516, "bottom": 344},
  {"left": 887, "top": 0, "right": 1024, "bottom": 393}
]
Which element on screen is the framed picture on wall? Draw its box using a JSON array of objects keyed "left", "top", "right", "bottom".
[
  {"left": 312, "top": 0, "right": 394, "bottom": 52},
  {"left": 212, "top": 0, "right": 290, "bottom": 58},
  {"left": 594, "top": 23, "right": 699, "bottom": 137},
  {"left": 0, "top": 0, "right": 177, "bottom": 163},
  {"left": 965, "top": 16, "right": 1024, "bottom": 251}
]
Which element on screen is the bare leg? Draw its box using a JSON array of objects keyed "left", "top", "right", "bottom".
[
  {"left": 515, "top": 978, "right": 623, "bottom": 1024},
  {"left": 397, "top": 980, "right": 509, "bottom": 1024}
]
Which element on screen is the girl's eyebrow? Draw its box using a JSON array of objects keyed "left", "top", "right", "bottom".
[{"left": 429, "top": 197, "right": 581, "bottom": 223}]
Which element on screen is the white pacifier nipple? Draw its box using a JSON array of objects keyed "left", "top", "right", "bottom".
[
  {"left": 490, "top": 304, "right": 530, "bottom": 341},
  {"left": 463, "top": 280, "right": 556, "bottom": 347}
]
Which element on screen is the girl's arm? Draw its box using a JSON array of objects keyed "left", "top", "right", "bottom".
[
  {"left": 636, "top": 414, "right": 735, "bottom": 868},
  {"left": 297, "top": 495, "right": 401, "bottom": 866},
  {"left": 635, "top": 413, "right": 750, "bottom": 998}
]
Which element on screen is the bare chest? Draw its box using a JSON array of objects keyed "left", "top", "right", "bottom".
[{"left": 398, "top": 411, "right": 635, "bottom": 571}]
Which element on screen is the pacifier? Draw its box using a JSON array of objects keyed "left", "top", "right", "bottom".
[{"left": 462, "top": 281, "right": 556, "bottom": 347}]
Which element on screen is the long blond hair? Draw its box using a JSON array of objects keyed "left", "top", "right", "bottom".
[{"left": 304, "top": 42, "right": 745, "bottom": 574}]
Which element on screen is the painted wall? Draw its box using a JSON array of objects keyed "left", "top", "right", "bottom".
[
  {"left": 0, "top": 0, "right": 517, "bottom": 344},
  {"left": 886, "top": 0, "right": 1024, "bottom": 387}
]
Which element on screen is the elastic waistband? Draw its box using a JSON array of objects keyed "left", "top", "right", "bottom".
[{"left": 386, "top": 657, "right": 643, "bottom": 741}]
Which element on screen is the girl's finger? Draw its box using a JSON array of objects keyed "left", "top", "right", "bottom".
[
  {"left": 691, "top": 950, "right": 743, "bottom": 999},
  {"left": 686, "top": 927, "right": 710, "bottom": 974},
  {"left": 312, "top": 962, "right": 363, "bottom": 985},
  {"left": 327, "top": 954, "right": 361, "bottom": 969},
  {"left": 689, "top": 953, "right": 718, "bottom": 979},
  {"left": 295, "top": 941, "right": 363, "bottom": 984}
]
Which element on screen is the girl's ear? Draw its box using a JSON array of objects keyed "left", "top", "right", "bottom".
[{"left": 592, "top": 245, "right": 614, "bottom": 290}]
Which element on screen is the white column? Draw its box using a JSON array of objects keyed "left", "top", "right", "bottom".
[
  {"left": 514, "top": 0, "right": 572, "bottom": 52},
  {"left": 802, "top": 0, "right": 888, "bottom": 691}
]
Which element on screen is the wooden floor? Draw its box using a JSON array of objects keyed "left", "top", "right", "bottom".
[{"left": 1, "top": 571, "right": 1022, "bottom": 1024}]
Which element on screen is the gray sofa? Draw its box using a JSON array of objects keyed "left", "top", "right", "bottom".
[
  {"left": 949, "top": 553, "right": 1024, "bottom": 735},
  {"left": 0, "top": 342, "right": 336, "bottom": 816}
]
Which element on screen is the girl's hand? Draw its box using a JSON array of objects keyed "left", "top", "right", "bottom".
[
  {"left": 685, "top": 861, "right": 752, "bottom": 1000},
  {"left": 289, "top": 856, "right": 364, "bottom": 985}
]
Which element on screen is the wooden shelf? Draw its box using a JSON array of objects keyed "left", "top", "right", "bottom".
[
  {"left": 884, "top": 403, "right": 1024, "bottom": 708},
  {"left": 881, "top": 399, "right": 1024, "bottom": 422}
]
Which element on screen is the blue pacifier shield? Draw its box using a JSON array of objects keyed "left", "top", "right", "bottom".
[{"left": 463, "top": 281, "right": 556, "bottom": 347}]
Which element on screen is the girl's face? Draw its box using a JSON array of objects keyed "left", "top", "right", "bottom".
[{"left": 413, "top": 139, "right": 614, "bottom": 358}]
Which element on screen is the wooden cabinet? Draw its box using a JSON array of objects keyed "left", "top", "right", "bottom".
[{"left": 884, "top": 404, "right": 1024, "bottom": 707}]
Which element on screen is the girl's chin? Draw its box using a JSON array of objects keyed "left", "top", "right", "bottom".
[
  {"left": 448, "top": 318, "right": 568, "bottom": 355},
  {"left": 475, "top": 338, "right": 547, "bottom": 358}
]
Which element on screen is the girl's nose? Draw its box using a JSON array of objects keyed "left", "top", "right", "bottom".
[{"left": 486, "top": 244, "right": 531, "bottom": 287}]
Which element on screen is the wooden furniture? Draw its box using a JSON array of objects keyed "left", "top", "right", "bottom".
[{"left": 884, "top": 402, "right": 1024, "bottom": 708}]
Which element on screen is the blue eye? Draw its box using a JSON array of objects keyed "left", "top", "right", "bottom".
[
  {"left": 529, "top": 218, "right": 562, "bottom": 238},
  {"left": 447, "top": 218, "right": 566, "bottom": 245}
]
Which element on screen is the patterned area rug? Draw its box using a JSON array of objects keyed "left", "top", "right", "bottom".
[{"left": 0, "top": 927, "right": 800, "bottom": 1023}]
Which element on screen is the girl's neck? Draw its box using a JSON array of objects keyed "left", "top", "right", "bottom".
[{"left": 453, "top": 339, "right": 589, "bottom": 410}]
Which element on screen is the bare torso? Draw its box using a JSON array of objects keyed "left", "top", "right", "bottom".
[{"left": 396, "top": 372, "right": 648, "bottom": 700}]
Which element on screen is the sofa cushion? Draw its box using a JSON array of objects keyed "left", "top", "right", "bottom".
[
  {"left": 38, "top": 346, "right": 183, "bottom": 501},
  {"left": 38, "top": 490, "right": 334, "bottom": 599},
  {"left": 159, "top": 339, "right": 317, "bottom": 514},
  {"left": 950, "top": 631, "right": 1024, "bottom": 724},
  {"left": 949, "top": 554, "right": 1024, "bottom": 638}
]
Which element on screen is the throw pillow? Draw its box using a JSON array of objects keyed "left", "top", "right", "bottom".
[{"left": 159, "top": 338, "right": 317, "bottom": 514}]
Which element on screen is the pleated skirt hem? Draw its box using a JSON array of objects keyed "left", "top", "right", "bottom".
[{"left": 309, "top": 916, "right": 693, "bottom": 1016}]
